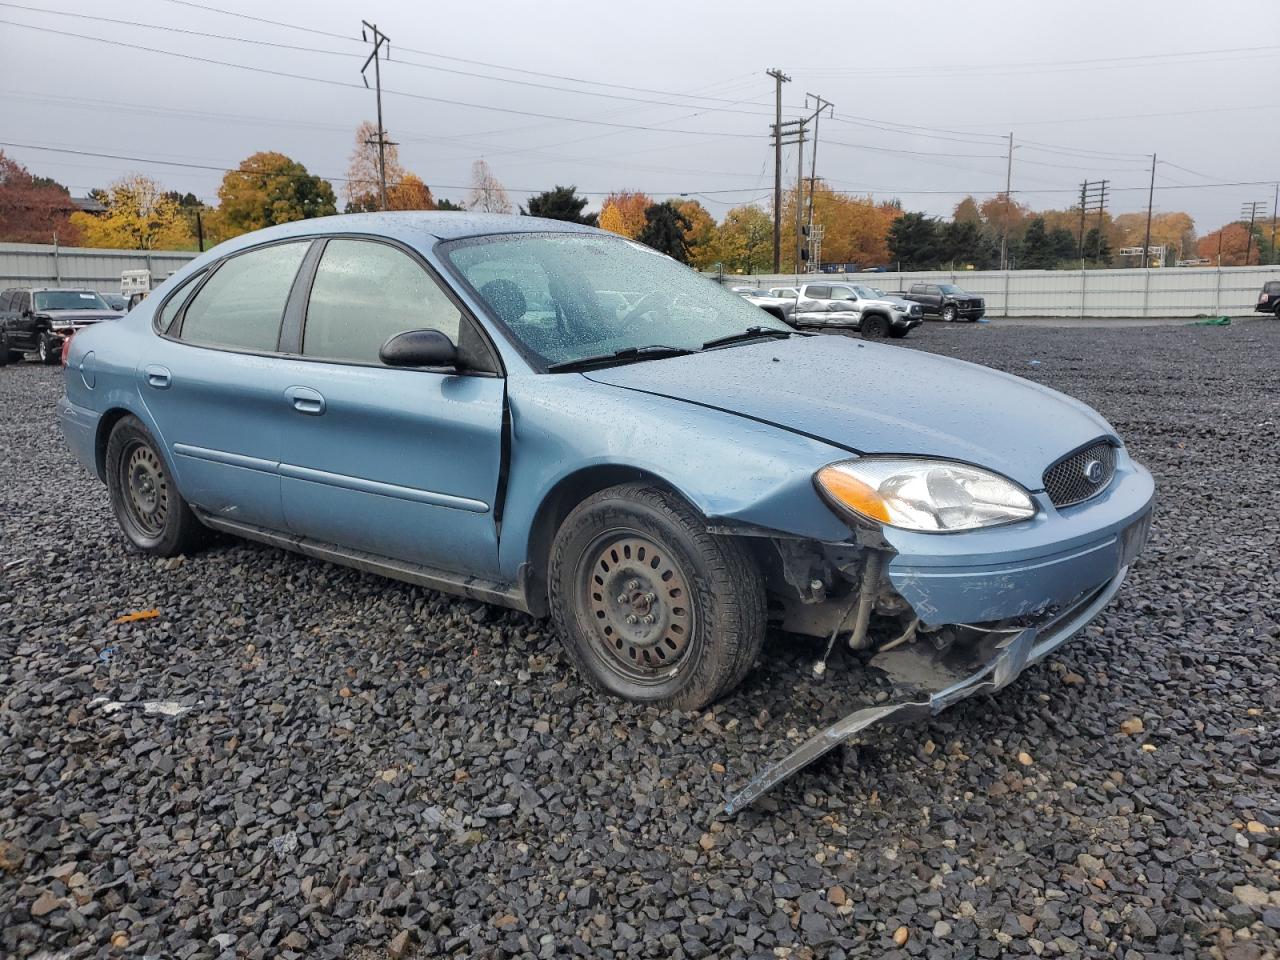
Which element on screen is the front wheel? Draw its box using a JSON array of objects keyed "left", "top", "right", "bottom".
[
  {"left": 0, "top": 335, "right": 8, "bottom": 366},
  {"left": 548, "top": 483, "right": 766, "bottom": 710},
  {"left": 105, "top": 416, "right": 205, "bottom": 556},
  {"left": 941, "top": 304, "right": 957, "bottom": 323},
  {"left": 888, "top": 327, "right": 910, "bottom": 339},
  {"left": 860, "top": 314, "right": 888, "bottom": 339},
  {"left": 37, "top": 332, "right": 60, "bottom": 365}
]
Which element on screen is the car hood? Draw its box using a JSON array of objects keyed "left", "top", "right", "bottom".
[
  {"left": 39, "top": 310, "right": 124, "bottom": 323},
  {"left": 582, "top": 335, "right": 1115, "bottom": 490}
]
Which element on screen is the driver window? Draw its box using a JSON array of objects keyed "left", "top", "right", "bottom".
[
  {"left": 829, "top": 287, "right": 855, "bottom": 301},
  {"left": 303, "top": 240, "right": 461, "bottom": 364}
]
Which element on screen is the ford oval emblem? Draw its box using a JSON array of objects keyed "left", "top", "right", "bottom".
[{"left": 1083, "top": 459, "right": 1105, "bottom": 484}]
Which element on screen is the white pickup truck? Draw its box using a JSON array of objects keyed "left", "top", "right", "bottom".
[{"left": 785, "top": 282, "right": 923, "bottom": 339}]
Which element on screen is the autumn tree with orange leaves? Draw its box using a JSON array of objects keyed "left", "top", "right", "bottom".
[{"left": 598, "top": 191, "right": 652, "bottom": 239}]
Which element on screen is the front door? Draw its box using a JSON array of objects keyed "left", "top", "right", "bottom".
[{"left": 275, "top": 237, "right": 505, "bottom": 579}]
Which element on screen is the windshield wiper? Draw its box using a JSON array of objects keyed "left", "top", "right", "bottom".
[
  {"left": 546, "top": 344, "right": 696, "bottom": 373},
  {"left": 701, "top": 326, "right": 793, "bottom": 350}
]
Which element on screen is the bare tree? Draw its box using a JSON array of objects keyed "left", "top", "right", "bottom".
[
  {"left": 345, "top": 121, "right": 405, "bottom": 212},
  {"left": 467, "top": 159, "right": 512, "bottom": 214}
]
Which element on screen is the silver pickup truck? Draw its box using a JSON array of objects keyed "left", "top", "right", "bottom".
[{"left": 786, "top": 282, "right": 923, "bottom": 339}]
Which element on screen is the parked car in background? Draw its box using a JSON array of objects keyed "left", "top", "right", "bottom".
[
  {"left": 898, "top": 282, "right": 986, "bottom": 322},
  {"left": 101, "top": 293, "right": 128, "bottom": 312},
  {"left": 729, "top": 286, "right": 795, "bottom": 323},
  {"left": 1255, "top": 280, "right": 1280, "bottom": 316},
  {"left": 789, "top": 282, "right": 923, "bottom": 338},
  {"left": 0, "top": 287, "right": 124, "bottom": 365},
  {"left": 59, "top": 213, "right": 1154, "bottom": 812}
]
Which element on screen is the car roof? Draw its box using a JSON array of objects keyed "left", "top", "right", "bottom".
[{"left": 202, "top": 211, "right": 602, "bottom": 261}]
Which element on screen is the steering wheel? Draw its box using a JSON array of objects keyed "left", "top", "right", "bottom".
[{"left": 617, "top": 289, "right": 672, "bottom": 326}]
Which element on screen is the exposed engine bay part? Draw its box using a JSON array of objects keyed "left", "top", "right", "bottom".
[{"left": 721, "top": 567, "right": 1130, "bottom": 817}]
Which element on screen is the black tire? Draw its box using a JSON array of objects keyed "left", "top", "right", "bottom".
[
  {"left": 0, "top": 335, "right": 8, "bottom": 366},
  {"left": 888, "top": 327, "right": 909, "bottom": 339},
  {"left": 105, "top": 415, "right": 204, "bottom": 556},
  {"left": 37, "top": 332, "right": 59, "bottom": 365},
  {"left": 860, "top": 314, "right": 888, "bottom": 339},
  {"left": 548, "top": 482, "right": 766, "bottom": 710},
  {"left": 941, "top": 304, "right": 957, "bottom": 323}
]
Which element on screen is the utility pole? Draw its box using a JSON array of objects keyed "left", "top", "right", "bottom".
[
  {"left": 361, "top": 21, "right": 393, "bottom": 211},
  {"left": 1241, "top": 199, "right": 1267, "bottom": 266},
  {"left": 1077, "top": 181, "right": 1088, "bottom": 261},
  {"left": 804, "top": 93, "right": 834, "bottom": 254},
  {"left": 766, "top": 69, "right": 790, "bottom": 273},
  {"left": 1271, "top": 183, "right": 1279, "bottom": 264},
  {"left": 1141, "top": 153, "right": 1156, "bottom": 268},
  {"left": 795, "top": 120, "right": 806, "bottom": 272},
  {"left": 999, "top": 132, "right": 1014, "bottom": 271},
  {"left": 195, "top": 208, "right": 205, "bottom": 252}
]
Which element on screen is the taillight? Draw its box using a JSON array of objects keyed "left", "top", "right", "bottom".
[
  {"left": 1261, "top": 293, "right": 1270, "bottom": 303},
  {"left": 61, "top": 333, "right": 73, "bottom": 366}
]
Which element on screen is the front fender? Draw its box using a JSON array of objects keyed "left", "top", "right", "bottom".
[{"left": 497, "top": 373, "right": 856, "bottom": 580}]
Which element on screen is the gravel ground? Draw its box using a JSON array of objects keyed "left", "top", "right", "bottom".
[{"left": 1, "top": 318, "right": 1278, "bottom": 960}]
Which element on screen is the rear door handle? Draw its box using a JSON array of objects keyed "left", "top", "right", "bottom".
[
  {"left": 144, "top": 364, "right": 171, "bottom": 389},
  {"left": 285, "top": 385, "right": 325, "bottom": 416}
]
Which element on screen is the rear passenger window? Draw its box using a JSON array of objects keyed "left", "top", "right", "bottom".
[
  {"left": 302, "top": 239, "right": 461, "bottom": 364},
  {"left": 158, "top": 272, "right": 204, "bottom": 334},
  {"left": 0, "top": 291, "right": 12, "bottom": 311},
  {"left": 179, "top": 243, "right": 307, "bottom": 352},
  {"left": 807, "top": 285, "right": 831, "bottom": 299}
]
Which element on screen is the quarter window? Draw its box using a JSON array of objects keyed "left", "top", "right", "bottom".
[
  {"left": 302, "top": 239, "right": 462, "bottom": 364},
  {"left": 179, "top": 243, "right": 307, "bottom": 352},
  {"left": 158, "top": 272, "right": 204, "bottom": 334}
]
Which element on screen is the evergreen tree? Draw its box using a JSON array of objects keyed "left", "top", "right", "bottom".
[
  {"left": 1084, "top": 227, "right": 1112, "bottom": 266},
  {"left": 636, "top": 201, "right": 692, "bottom": 262},
  {"left": 887, "top": 212, "right": 941, "bottom": 270},
  {"left": 521, "top": 185, "right": 597, "bottom": 225},
  {"left": 1020, "top": 217, "right": 1054, "bottom": 269}
]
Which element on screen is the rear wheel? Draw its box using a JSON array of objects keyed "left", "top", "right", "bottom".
[
  {"left": 941, "top": 304, "right": 957, "bottom": 323},
  {"left": 549, "top": 483, "right": 766, "bottom": 710},
  {"left": 0, "top": 334, "right": 8, "bottom": 366},
  {"left": 860, "top": 314, "right": 888, "bottom": 339},
  {"left": 105, "top": 416, "right": 204, "bottom": 556},
  {"left": 37, "top": 332, "right": 59, "bottom": 365}
]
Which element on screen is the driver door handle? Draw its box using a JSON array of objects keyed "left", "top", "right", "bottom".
[{"left": 285, "top": 385, "right": 326, "bottom": 416}]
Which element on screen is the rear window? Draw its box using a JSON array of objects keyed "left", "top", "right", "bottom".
[
  {"left": 178, "top": 243, "right": 307, "bottom": 352},
  {"left": 1266, "top": 282, "right": 1280, "bottom": 294}
]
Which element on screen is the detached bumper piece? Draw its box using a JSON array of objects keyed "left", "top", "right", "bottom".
[{"left": 722, "top": 566, "right": 1129, "bottom": 816}]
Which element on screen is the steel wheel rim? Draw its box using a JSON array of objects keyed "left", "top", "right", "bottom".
[
  {"left": 578, "top": 532, "right": 695, "bottom": 685},
  {"left": 121, "top": 441, "right": 169, "bottom": 538}
]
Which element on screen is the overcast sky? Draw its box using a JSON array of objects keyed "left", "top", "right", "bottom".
[{"left": 3, "top": 0, "right": 1278, "bottom": 233}]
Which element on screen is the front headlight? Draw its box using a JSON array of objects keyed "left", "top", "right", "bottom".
[{"left": 815, "top": 458, "right": 1036, "bottom": 532}]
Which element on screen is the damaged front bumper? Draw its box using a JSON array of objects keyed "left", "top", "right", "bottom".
[{"left": 724, "top": 564, "right": 1133, "bottom": 815}]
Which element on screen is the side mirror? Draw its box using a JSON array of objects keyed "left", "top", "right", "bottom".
[{"left": 379, "top": 328, "right": 459, "bottom": 368}]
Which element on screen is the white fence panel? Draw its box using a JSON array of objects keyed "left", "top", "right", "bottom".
[
  {"left": 0, "top": 243, "right": 200, "bottom": 293},
  {"left": 727, "top": 265, "right": 1276, "bottom": 318}
]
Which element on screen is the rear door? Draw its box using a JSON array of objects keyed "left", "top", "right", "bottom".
[
  {"left": 139, "top": 240, "right": 316, "bottom": 532},
  {"left": 275, "top": 237, "right": 506, "bottom": 578}
]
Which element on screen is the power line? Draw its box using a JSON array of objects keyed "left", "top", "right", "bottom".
[
  {"left": 0, "top": 18, "right": 765, "bottom": 140},
  {"left": 156, "top": 0, "right": 798, "bottom": 110},
  {"left": 0, "top": 140, "right": 782, "bottom": 197},
  {"left": 1, "top": 2, "right": 801, "bottom": 119}
]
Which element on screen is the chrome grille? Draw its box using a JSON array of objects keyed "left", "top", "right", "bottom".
[{"left": 1043, "top": 440, "right": 1116, "bottom": 508}]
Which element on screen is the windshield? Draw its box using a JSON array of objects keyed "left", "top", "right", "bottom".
[
  {"left": 34, "top": 290, "right": 109, "bottom": 311},
  {"left": 442, "top": 232, "right": 792, "bottom": 368},
  {"left": 939, "top": 284, "right": 969, "bottom": 296}
]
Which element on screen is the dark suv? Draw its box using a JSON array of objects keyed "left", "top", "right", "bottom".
[
  {"left": 0, "top": 288, "right": 124, "bottom": 365},
  {"left": 1256, "top": 281, "right": 1280, "bottom": 316}
]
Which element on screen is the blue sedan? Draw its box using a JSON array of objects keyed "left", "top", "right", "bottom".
[{"left": 60, "top": 213, "right": 1153, "bottom": 803}]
